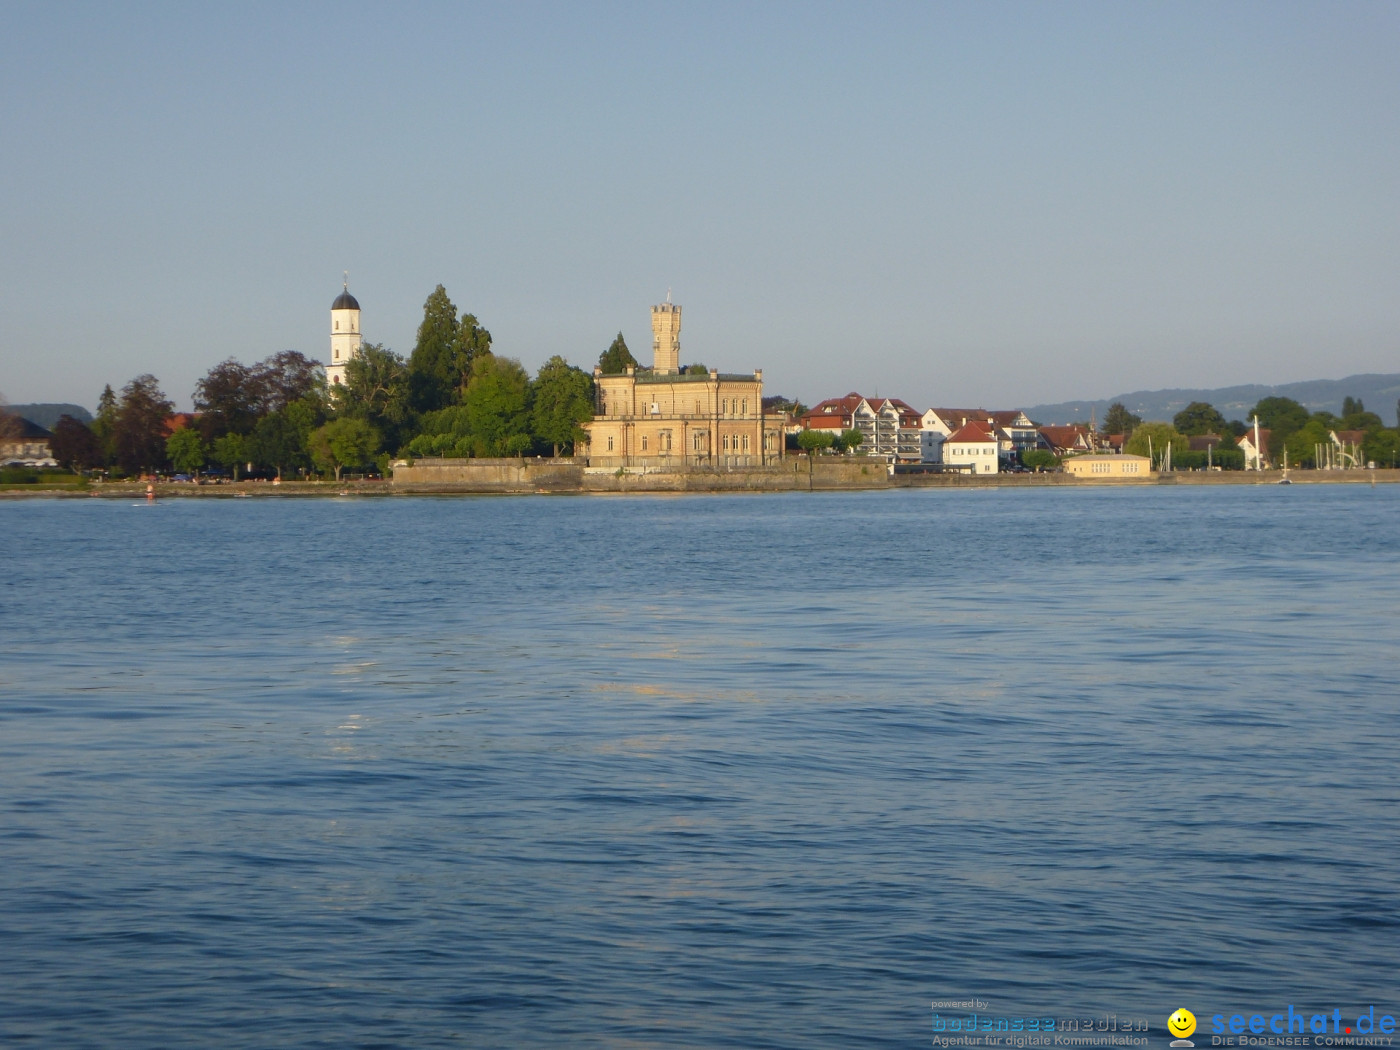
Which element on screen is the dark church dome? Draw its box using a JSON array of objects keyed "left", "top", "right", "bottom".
[{"left": 332, "top": 289, "right": 360, "bottom": 311}]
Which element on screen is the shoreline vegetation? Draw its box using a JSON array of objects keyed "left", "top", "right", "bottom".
[
  {"left": 10, "top": 282, "right": 1398, "bottom": 490},
  {"left": 6, "top": 464, "right": 1399, "bottom": 498}
]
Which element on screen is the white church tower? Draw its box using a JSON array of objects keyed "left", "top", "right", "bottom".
[{"left": 326, "top": 276, "right": 362, "bottom": 389}]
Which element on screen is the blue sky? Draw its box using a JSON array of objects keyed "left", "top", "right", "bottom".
[{"left": 2, "top": 1, "right": 1397, "bottom": 412}]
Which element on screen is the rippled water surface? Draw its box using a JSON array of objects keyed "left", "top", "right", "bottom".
[{"left": 2, "top": 486, "right": 1398, "bottom": 1048}]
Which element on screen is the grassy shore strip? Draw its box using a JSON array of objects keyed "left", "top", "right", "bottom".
[{"left": 0, "top": 479, "right": 393, "bottom": 498}]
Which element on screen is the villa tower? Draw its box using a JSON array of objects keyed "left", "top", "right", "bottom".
[
  {"left": 581, "top": 297, "right": 780, "bottom": 469},
  {"left": 651, "top": 298, "right": 681, "bottom": 375},
  {"left": 326, "top": 278, "right": 362, "bottom": 389}
]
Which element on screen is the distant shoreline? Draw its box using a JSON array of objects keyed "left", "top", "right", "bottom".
[{"left": 4, "top": 466, "right": 1399, "bottom": 499}]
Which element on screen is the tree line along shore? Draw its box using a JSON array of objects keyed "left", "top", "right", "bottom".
[{"left": 5, "top": 283, "right": 1399, "bottom": 488}]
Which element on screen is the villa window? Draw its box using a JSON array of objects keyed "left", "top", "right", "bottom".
[
  {"left": 742, "top": 399, "right": 747, "bottom": 415},
  {"left": 607, "top": 436, "right": 614, "bottom": 451},
  {"left": 742, "top": 435, "right": 750, "bottom": 452},
  {"left": 642, "top": 436, "right": 648, "bottom": 451}
]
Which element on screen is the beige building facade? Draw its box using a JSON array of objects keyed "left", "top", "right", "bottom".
[
  {"left": 582, "top": 300, "right": 782, "bottom": 469},
  {"left": 1063, "top": 454, "right": 1153, "bottom": 479}
]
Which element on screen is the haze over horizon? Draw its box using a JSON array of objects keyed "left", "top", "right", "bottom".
[{"left": 2, "top": 2, "right": 1397, "bottom": 413}]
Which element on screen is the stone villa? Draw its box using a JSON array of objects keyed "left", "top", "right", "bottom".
[{"left": 581, "top": 299, "right": 784, "bottom": 469}]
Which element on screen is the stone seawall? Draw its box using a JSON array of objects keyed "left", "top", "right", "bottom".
[
  {"left": 390, "top": 457, "right": 889, "bottom": 493},
  {"left": 585, "top": 458, "right": 886, "bottom": 493},
  {"left": 890, "top": 471, "right": 1079, "bottom": 488},
  {"left": 391, "top": 458, "right": 585, "bottom": 492},
  {"left": 10, "top": 464, "right": 1399, "bottom": 500},
  {"left": 389, "top": 459, "right": 1400, "bottom": 494}
]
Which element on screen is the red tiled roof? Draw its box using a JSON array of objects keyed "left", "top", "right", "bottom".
[
  {"left": 803, "top": 393, "right": 923, "bottom": 430},
  {"left": 1039, "top": 425, "right": 1090, "bottom": 450},
  {"left": 987, "top": 410, "right": 1028, "bottom": 426},
  {"left": 927, "top": 408, "right": 987, "bottom": 428},
  {"left": 947, "top": 420, "right": 996, "bottom": 443},
  {"left": 164, "top": 412, "right": 199, "bottom": 436}
]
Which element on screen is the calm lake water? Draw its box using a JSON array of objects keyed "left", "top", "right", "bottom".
[{"left": 2, "top": 486, "right": 1398, "bottom": 1049}]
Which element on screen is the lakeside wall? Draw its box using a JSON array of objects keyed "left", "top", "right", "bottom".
[
  {"left": 389, "top": 458, "right": 1400, "bottom": 493},
  {"left": 9, "top": 464, "right": 1399, "bottom": 499},
  {"left": 389, "top": 456, "right": 887, "bottom": 493}
]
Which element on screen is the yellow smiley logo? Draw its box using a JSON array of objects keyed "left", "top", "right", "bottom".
[{"left": 1169, "top": 1009, "right": 1197, "bottom": 1038}]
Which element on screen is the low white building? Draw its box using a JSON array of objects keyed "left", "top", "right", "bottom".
[
  {"left": 924, "top": 408, "right": 1038, "bottom": 467},
  {"left": 1236, "top": 428, "right": 1272, "bottom": 470},
  {"left": 944, "top": 420, "right": 999, "bottom": 474}
]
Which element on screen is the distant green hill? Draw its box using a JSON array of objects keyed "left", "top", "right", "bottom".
[
  {"left": 4, "top": 403, "right": 94, "bottom": 428},
  {"left": 1024, "top": 373, "right": 1400, "bottom": 428}
]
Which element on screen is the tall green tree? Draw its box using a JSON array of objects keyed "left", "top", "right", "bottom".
[
  {"left": 531, "top": 356, "right": 595, "bottom": 456},
  {"left": 1249, "top": 396, "right": 1309, "bottom": 431},
  {"left": 462, "top": 355, "right": 533, "bottom": 457},
  {"left": 165, "top": 427, "right": 207, "bottom": 475},
  {"left": 1281, "top": 418, "right": 1334, "bottom": 467},
  {"left": 112, "top": 374, "right": 174, "bottom": 475},
  {"left": 1249, "top": 397, "right": 1311, "bottom": 458},
  {"left": 1124, "top": 422, "right": 1188, "bottom": 464},
  {"left": 195, "top": 359, "right": 263, "bottom": 439},
  {"left": 1342, "top": 396, "right": 1362, "bottom": 418},
  {"left": 194, "top": 351, "right": 323, "bottom": 441},
  {"left": 50, "top": 415, "right": 102, "bottom": 471},
  {"left": 835, "top": 429, "right": 864, "bottom": 453},
  {"left": 250, "top": 395, "right": 324, "bottom": 479},
  {"left": 405, "top": 406, "right": 475, "bottom": 459},
  {"left": 1173, "top": 401, "right": 1228, "bottom": 436},
  {"left": 598, "top": 333, "right": 637, "bottom": 375},
  {"left": 1363, "top": 429, "right": 1399, "bottom": 467},
  {"left": 334, "top": 342, "right": 412, "bottom": 452},
  {"left": 1021, "top": 449, "right": 1060, "bottom": 471},
  {"left": 454, "top": 313, "right": 492, "bottom": 397},
  {"left": 1102, "top": 402, "right": 1141, "bottom": 436},
  {"left": 310, "top": 417, "right": 381, "bottom": 481},
  {"left": 212, "top": 432, "right": 248, "bottom": 480},
  {"left": 408, "top": 284, "right": 462, "bottom": 412},
  {"left": 1341, "top": 407, "right": 1384, "bottom": 431},
  {"left": 259, "top": 351, "right": 322, "bottom": 411},
  {"left": 798, "top": 430, "right": 835, "bottom": 454},
  {"left": 92, "top": 384, "right": 118, "bottom": 466}
]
